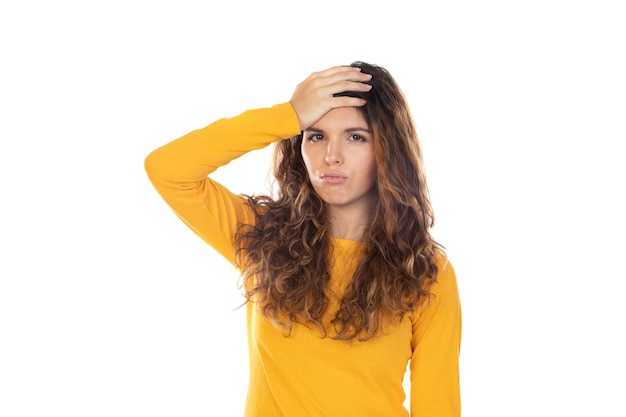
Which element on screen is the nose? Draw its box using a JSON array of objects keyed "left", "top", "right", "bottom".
[{"left": 324, "top": 139, "right": 343, "bottom": 165}]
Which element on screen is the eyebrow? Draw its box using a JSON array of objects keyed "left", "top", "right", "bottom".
[{"left": 305, "top": 126, "right": 371, "bottom": 134}]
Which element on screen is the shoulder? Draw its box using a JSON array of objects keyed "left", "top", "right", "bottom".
[
  {"left": 432, "top": 252, "right": 456, "bottom": 287},
  {"left": 435, "top": 252, "right": 456, "bottom": 286},
  {"left": 421, "top": 251, "right": 460, "bottom": 311}
]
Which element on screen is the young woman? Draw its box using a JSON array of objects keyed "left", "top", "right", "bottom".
[{"left": 145, "top": 62, "right": 461, "bottom": 417}]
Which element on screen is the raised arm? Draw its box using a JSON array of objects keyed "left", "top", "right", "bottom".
[
  {"left": 145, "top": 66, "right": 373, "bottom": 264},
  {"left": 144, "top": 103, "right": 301, "bottom": 263}
]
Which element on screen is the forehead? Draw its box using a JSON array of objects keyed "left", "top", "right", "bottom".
[{"left": 307, "top": 107, "right": 369, "bottom": 131}]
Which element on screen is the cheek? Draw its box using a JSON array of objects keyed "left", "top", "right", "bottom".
[
  {"left": 300, "top": 146, "right": 318, "bottom": 173},
  {"left": 364, "top": 155, "right": 377, "bottom": 183},
  {"left": 368, "top": 167, "right": 378, "bottom": 188},
  {"left": 300, "top": 152, "right": 313, "bottom": 174}
]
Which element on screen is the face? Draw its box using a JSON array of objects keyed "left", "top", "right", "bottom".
[{"left": 301, "top": 107, "right": 377, "bottom": 217}]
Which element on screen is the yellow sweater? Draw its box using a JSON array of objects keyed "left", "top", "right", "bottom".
[{"left": 145, "top": 103, "right": 462, "bottom": 417}]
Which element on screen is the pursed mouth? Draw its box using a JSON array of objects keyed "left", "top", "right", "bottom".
[
  {"left": 320, "top": 173, "right": 347, "bottom": 179},
  {"left": 319, "top": 173, "right": 348, "bottom": 184}
]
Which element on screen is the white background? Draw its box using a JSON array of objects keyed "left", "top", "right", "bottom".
[{"left": 1, "top": 1, "right": 625, "bottom": 416}]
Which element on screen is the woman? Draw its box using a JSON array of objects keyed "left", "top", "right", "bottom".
[{"left": 145, "top": 62, "right": 461, "bottom": 417}]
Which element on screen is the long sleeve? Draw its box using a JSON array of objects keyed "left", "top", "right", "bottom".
[
  {"left": 410, "top": 259, "right": 462, "bottom": 417},
  {"left": 144, "top": 102, "right": 302, "bottom": 264}
]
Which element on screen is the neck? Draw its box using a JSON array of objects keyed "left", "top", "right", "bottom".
[{"left": 328, "top": 208, "right": 370, "bottom": 241}]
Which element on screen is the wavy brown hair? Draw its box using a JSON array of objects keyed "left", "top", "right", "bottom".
[{"left": 235, "top": 61, "right": 443, "bottom": 341}]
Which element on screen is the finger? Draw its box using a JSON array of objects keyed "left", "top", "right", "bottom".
[
  {"left": 316, "top": 68, "right": 371, "bottom": 87},
  {"left": 316, "top": 79, "right": 372, "bottom": 102},
  {"left": 332, "top": 79, "right": 373, "bottom": 93},
  {"left": 313, "top": 65, "right": 363, "bottom": 79},
  {"left": 304, "top": 66, "right": 368, "bottom": 90},
  {"left": 330, "top": 95, "right": 368, "bottom": 108}
]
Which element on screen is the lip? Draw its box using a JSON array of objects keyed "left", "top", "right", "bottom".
[{"left": 320, "top": 172, "right": 347, "bottom": 184}]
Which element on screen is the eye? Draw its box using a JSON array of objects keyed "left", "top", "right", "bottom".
[
  {"left": 349, "top": 134, "right": 367, "bottom": 142},
  {"left": 307, "top": 133, "right": 325, "bottom": 142}
]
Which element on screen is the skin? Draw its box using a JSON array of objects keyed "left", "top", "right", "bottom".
[
  {"left": 290, "top": 66, "right": 375, "bottom": 240},
  {"left": 290, "top": 66, "right": 372, "bottom": 130},
  {"left": 301, "top": 107, "right": 376, "bottom": 240}
]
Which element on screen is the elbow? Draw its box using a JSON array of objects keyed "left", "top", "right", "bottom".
[
  {"left": 144, "top": 150, "right": 156, "bottom": 178},
  {"left": 144, "top": 148, "right": 172, "bottom": 197},
  {"left": 144, "top": 147, "right": 164, "bottom": 183}
]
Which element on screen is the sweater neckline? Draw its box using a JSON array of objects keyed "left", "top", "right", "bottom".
[{"left": 330, "top": 236, "right": 366, "bottom": 247}]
